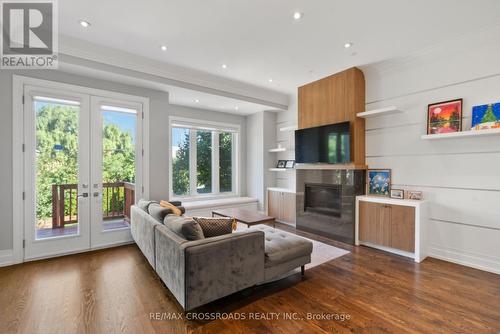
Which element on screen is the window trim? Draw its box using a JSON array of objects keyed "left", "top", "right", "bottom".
[{"left": 168, "top": 116, "right": 240, "bottom": 202}]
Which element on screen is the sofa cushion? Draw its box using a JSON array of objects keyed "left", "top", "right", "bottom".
[
  {"left": 164, "top": 215, "right": 204, "bottom": 241},
  {"left": 193, "top": 217, "right": 234, "bottom": 238},
  {"left": 252, "top": 225, "right": 313, "bottom": 268},
  {"left": 137, "top": 199, "right": 157, "bottom": 212},
  {"left": 148, "top": 203, "right": 172, "bottom": 223}
]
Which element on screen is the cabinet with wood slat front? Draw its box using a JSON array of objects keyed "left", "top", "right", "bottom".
[{"left": 355, "top": 196, "right": 427, "bottom": 262}]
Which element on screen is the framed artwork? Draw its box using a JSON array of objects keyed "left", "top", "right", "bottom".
[
  {"left": 407, "top": 191, "right": 423, "bottom": 200},
  {"left": 390, "top": 189, "right": 404, "bottom": 199},
  {"left": 427, "top": 99, "right": 463, "bottom": 135},
  {"left": 367, "top": 169, "right": 391, "bottom": 197},
  {"left": 276, "top": 160, "right": 286, "bottom": 168},
  {"left": 285, "top": 160, "right": 295, "bottom": 169},
  {"left": 471, "top": 103, "right": 500, "bottom": 130}
]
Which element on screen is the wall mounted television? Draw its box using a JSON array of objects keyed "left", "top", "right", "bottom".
[{"left": 295, "top": 121, "right": 351, "bottom": 164}]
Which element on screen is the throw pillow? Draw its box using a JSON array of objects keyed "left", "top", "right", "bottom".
[
  {"left": 137, "top": 199, "right": 157, "bottom": 212},
  {"left": 164, "top": 214, "right": 204, "bottom": 241},
  {"left": 193, "top": 217, "right": 235, "bottom": 238},
  {"left": 159, "top": 200, "right": 182, "bottom": 216},
  {"left": 148, "top": 203, "right": 172, "bottom": 223}
]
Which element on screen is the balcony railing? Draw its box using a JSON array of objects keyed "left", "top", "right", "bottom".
[{"left": 51, "top": 182, "right": 135, "bottom": 229}]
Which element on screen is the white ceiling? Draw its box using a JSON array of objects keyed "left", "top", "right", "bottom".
[{"left": 57, "top": 0, "right": 500, "bottom": 112}]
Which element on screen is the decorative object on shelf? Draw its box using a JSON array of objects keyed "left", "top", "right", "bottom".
[
  {"left": 367, "top": 169, "right": 391, "bottom": 197},
  {"left": 276, "top": 160, "right": 286, "bottom": 168},
  {"left": 390, "top": 189, "right": 404, "bottom": 199},
  {"left": 472, "top": 103, "right": 500, "bottom": 130},
  {"left": 407, "top": 190, "right": 423, "bottom": 200},
  {"left": 427, "top": 99, "right": 463, "bottom": 135},
  {"left": 285, "top": 160, "right": 295, "bottom": 169}
]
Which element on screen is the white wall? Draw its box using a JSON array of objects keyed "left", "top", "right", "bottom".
[
  {"left": 246, "top": 111, "right": 277, "bottom": 211},
  {"left": 362, "top": 30, "right": 500, "bottom": 274}
]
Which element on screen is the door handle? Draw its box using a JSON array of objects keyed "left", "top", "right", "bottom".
[
  {"left": 77, "top": 193, "right": 89, "bottom": 198},
  {"left": 93, "top": 192, "right": 100, "bottom": 197}
]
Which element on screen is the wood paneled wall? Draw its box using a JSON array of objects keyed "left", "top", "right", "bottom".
[{"left": 298, "top": 67, "right": 366, "bottom": 165}]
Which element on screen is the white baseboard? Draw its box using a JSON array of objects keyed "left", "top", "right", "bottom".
[
  {"left": 428, "top": 245, "right": 500, "bottom": 275},
  {"left": 0, "top": 249, "right": 13, "bottom": 267}
]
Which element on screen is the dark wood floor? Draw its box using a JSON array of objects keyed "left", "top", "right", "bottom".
[{"left": 1, "top": 223, "right": 499, "bottom": 334}]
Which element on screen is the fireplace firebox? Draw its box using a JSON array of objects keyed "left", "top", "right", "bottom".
[{"left": 304, "top": 184, "right": 342, "bottom": 217}]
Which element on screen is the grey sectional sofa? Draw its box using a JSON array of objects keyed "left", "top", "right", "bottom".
[{"left": 130, "top": 203, "right": 313, "bottom": 311}]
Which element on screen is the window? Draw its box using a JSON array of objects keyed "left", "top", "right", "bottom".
[{"left": 170, "top": 118, "right": 238, "bottom": 199}]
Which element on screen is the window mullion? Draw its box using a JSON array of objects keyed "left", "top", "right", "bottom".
[
  {"left": 212, "top": 131, "right": 220, "bottom": 194},
  {"left": 189, "top": 130, "right": 197, "bottom": 195}
]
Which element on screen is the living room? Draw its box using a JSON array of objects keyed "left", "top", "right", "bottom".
[{"left": 1, "top": 1, "right": 499, "bottom": 333}]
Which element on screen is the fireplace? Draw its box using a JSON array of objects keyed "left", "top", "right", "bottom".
[
  {"left": 305, "top": 184, "right": 342, "bottom": 217},
  {"left": 296, "top": 169, "right": 365, "bottom": 244}
]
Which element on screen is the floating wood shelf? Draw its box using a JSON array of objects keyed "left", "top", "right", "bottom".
[
  {"left": 279, "top": 125, "right": 298, "bottom": 132},
  {"left": 357, "top": 106, "right": 402, "bottom": 118},
  {"left": 268, "top": 147, "right": 287, "bottom": 152},
  {"left": 421, "top": 128, "right": 500, "bottom": 140}
]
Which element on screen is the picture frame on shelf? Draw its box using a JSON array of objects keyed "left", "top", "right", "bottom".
[
  {"left": 427, "top": 98, "right": 463, "bottom": 135},
  {"left": 367, "top": 169, "right": 391, "bottom": 197},
  {"left": 390, "top": 189, "right": 404, "bottom": 199},
  {"left": 285, "top": 160, "right": 295, "bottom": 169},
  {"left": 471, "top": 103, "right": 500, "bottom": 130},
  {"left": 276, "top": 160, "right": 286, "bottom": 168},
  {"left": 407, "top": 190, "right": 423, "bottom": 200}
]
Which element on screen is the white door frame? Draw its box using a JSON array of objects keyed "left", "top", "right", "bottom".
[{"left": 12, "top": 75, "right": 150, "bottom": 263}]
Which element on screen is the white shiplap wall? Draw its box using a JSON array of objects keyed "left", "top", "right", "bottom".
[{"left": 363, "top": 30, "right": 500, "bottom": 274}]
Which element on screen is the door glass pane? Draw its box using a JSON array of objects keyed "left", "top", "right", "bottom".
[
  {"left": 197, "top": 130, "right": 212, "bottom": 194},
  {"left": 35, "top": 98, "right": 81, "bottom": 239},
  {"left": 101, "top": 106, "right": 137, "bottom": 231},
  {"left": 219, "top": 132, "right": 233, "bottom": 193},
  {"left": 172, "top": 127, "right": 190, "bottom": 196}
]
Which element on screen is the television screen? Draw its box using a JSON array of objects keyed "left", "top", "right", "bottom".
[{"left": 295, "top": 121, "right": 351, "bottom": 164}]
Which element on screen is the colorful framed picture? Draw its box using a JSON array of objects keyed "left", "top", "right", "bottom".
[
  {"left": 471, "top": 103, "right": 500, "bottom": 130},
  {"left": 276, "top": 160, "right": 286, "bottom": 168},
  {"left": 285, "top": 160, "right": 295, "bottom": 168},
  {"left": 407, "top": 191, "right": 423, "bottom": 200},
  {"left": 390, "top": 189, "right": 404, "bottom": 199},
  {"left": 427, "top": 99, "right": 463, "bottom": 134},
  {"left": 367, "top": 169, "right": 391, "bottom": 197}
]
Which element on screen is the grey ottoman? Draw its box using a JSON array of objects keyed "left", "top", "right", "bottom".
[{"left": 251, "top": 225, "right": 313, "bottom": 281}]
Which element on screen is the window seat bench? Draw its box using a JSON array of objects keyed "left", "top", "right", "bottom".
[{"left": 182, "top": 197, "right": 259, "bottom": 217}]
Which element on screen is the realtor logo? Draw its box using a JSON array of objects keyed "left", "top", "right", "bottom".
[{"left": 1, "top": 0, "right": 58, "bottom": 69}]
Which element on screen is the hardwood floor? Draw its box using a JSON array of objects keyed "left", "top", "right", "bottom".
[{"left": 1, "top": 224, "right": 499, "bottom": 334}]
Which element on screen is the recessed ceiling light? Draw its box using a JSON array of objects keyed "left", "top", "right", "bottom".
[
  {"left": 344, "top": 42, "right": 353, "bottom": 49},
  {"left": 268, "top": 78, "right": 273, "bottom": 83},
  {"left": 235, "top": 106, "right": 239, "bottom": 110},
  {"left": 79, "top": 20, "right": 91, "bottom": 28},
  {"left": 160, "top": 45, "right": 167, "bottom": 51},
  {"left": 222, "top": 64, "right": 227, "bottom": 69},
  {"left": 293, "top": 12, "right": 303, "bottom": 20},
  {"left": 194, "top": 99, "right": 199, "bottom": 103}
]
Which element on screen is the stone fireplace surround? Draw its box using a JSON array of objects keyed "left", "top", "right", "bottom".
[{"left": 296, "top": 169, "right": 365, "bottom": 244}]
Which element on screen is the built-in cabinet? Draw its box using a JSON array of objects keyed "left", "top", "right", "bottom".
[
  {"left": 355, "top": 196, "right": 428, "bottom": 262},
  {"left": 267, "top": 188, "right": 296, "bottom": 225}
]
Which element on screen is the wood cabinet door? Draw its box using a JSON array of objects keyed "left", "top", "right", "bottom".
[
  {"left": 267, "top": 190, "right": 282, "bottom": 220},
  {"left": 359, "top": 201, "right": 379, "bottom": 243},
  {"left": 281, "top": 192, "right": 296, "bottom": 224},
  {"left": 359, "top": 202, "right": 391, "bottom": 246},
  {"left": 390, "top": 205, "right": 415, "bottom": 252}
]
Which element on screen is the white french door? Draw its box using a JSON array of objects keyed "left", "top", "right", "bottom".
[{"left": 23, "top": 84, "right": 146, "bottom": 260}]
